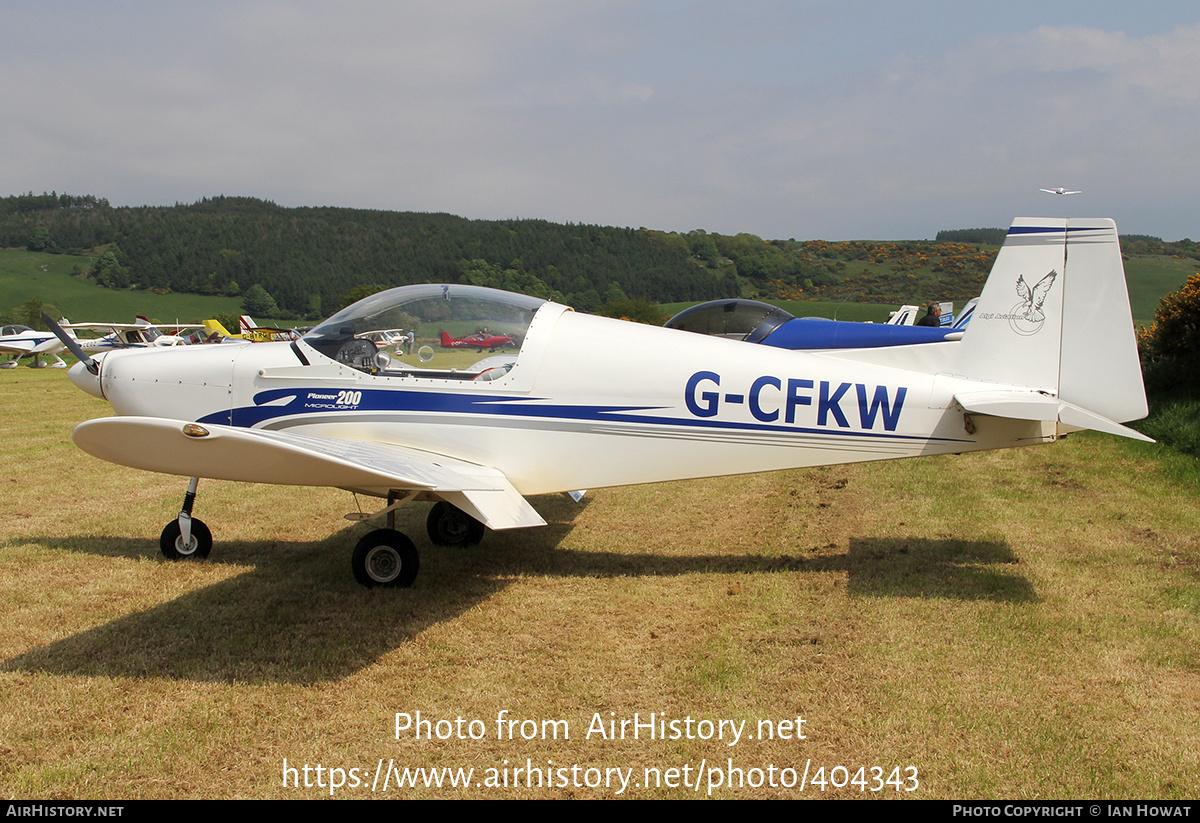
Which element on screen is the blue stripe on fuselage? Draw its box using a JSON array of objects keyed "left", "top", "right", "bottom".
[{"left": 197, "top": 386, "right": 970, "bottom": 444}]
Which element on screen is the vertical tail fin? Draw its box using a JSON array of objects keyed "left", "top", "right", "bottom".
[
  {"left": 956, "top": 218, "right": 1067, "bottom": 394},
  {"left": 204, "top": 319, "right": 234, "bottom": 337},
  {"left": 957, "top": 217, "right": 1146, "bottom": 424}
]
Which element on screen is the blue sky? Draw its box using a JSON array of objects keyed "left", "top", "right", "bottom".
[{"left": 3, "top": 1, "right": 1198, "bottom": 240}]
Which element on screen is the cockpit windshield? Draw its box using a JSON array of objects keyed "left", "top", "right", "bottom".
[
  {"left": 664, "top": 299, "right": 795, "bottom": 343},
  {"left": 303, "top": 284, "right": 548, "bottom": 377}
]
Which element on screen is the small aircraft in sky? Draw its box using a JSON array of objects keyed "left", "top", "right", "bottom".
[
  {"left": 1041, "top": 187, "right": 1082, "bottom": 196},
  {"left": 49, "top": 217, "right": 1149, "bottom": 589},
  {"left": 0, "top": 323, "right": 68, "bottom": 368},
  {"left": 439, "top": 329, "right": 514, "bottom": 352}
]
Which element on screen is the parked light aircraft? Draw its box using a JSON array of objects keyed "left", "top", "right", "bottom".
[
  {"left": 439, "top": 330, "right": 514, "bottom": 352},
  {"left": 666, "top": 300, "right": 959, "bottom": 349},
  {"left": 239, "top": 315, "right": 301, "bottom": 342},
  {"left": 193, "top": 319, "right": 253, "bottom": 344},
  {"left": 5, "top": 315, "right": 210, "bottom": 367},
  {"left": 0, "top": 323, "right": 68, "bottom": 368},
  {"left": 358, "top": 328, "right": 410, "bottom": 346},
  {"left": 64, "top": 317, "right": 203, "bottom": 352},
  {"left": 885, "top": 304, "right": 922, "bottom": 326},
  {"left": 49, "top": 217, "right": 1149, "bottom": 589},
  {"left": 1041, "top": 187, "right": 1082, "bottom": 196}
]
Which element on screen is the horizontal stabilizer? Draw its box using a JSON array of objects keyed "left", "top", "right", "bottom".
[
  {"left": 954, "top": 391, "right": 1153, "bottom": 442},
  {"left": 73, "top": 417, "right": 546, "bottom": 530}
]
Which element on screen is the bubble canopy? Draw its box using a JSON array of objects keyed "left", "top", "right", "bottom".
[
  {"left": 664, "top": 299, "right": 795, "bottom": 343},
  {"left": 302, "top": 283, "right": 549, "bottom": 372}
]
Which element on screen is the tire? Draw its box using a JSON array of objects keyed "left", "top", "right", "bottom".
[
  {"left": 426, "top": 502, "right": 485, "bottom": 547},
  {"left": 160, "top": 518, "right": 213, "bottom": 560},
  {"left": 352, "top": 529, "right": 419, "bottom": 588}
]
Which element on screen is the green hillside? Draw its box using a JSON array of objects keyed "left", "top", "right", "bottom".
[
  {"left": 1123, "top": 255, "right": 1196, "bottom": 327},
  {"left": 1, "top": 191, "right": 1193, "bottom": 330},
  {"left": 0, "top": 249, "right": 244, "bottom": 324},
  {"left": 4, "top": 244, "right": 1191, "bottom": 331}
]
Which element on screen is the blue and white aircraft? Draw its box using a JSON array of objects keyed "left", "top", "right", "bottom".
[
  {"left": 665, "top": 299, "right": 963, "bottom": 349},
  {"left": 49, "top": 217, "right": 1149, "bottom": 589},
  {"left": 0, "top": 323, "right": 69, "bottom": 368}
]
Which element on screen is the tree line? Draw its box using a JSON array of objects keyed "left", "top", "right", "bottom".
[{"left": 1, "top": 192, "right": 1099, "bottom": 317}]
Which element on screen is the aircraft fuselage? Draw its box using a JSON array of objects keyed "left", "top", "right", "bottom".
[{"left": 75, "top": 307, "right": 1048, "bottom": 497}]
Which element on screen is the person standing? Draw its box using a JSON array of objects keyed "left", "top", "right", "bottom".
[{"left": 916, "top": 302, "right": 942, "bottom": 327}]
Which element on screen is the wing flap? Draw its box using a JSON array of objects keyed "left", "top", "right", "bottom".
[{"left": 73, "top": 417, "right": 546, "bottom": 530}]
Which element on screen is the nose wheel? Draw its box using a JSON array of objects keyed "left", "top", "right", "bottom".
[{"left": 160, "top": 477, "right": 212, "bottom": 560}]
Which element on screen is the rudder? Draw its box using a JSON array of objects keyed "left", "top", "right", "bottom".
[{"left": 1057, "top": 218, "right": 1146, "bottom": 423}]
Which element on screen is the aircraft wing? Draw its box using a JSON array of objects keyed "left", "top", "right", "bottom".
[
  {"left": 63, "top": 322, "right": 147, "bottom": 332},
  {"left": 0, "top": 340, "right": 35, "bottom": 355},
  {"left": 72, "top": 416, "right": 546, "bottom": 530},
  {"left": 64, "top": 322, "right": 204, "bottom": 332},
  {"left": 155, "top": 324, "right": 206, "bottom": 333}
]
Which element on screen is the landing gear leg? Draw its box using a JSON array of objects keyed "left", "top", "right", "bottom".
[
  {"left": 160, "top": 476, "right": 212, "bottom": 560},
  {"left": 350, "top": 490, "right": 421, "bottom": 588}
]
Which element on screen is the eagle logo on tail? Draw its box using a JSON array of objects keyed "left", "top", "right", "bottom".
[{"left": 1009, "top": 270, "right": 1057, "bottom": 335}]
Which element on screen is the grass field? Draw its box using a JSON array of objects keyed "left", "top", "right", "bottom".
[
  {"left": 1123, "top": 255, "right": 1197, "bottom": 328},
  {"left": 1, "top": 369, "right": 1197, "bottom": 799}
]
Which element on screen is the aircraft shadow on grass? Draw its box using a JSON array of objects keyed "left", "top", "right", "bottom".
[
  {"left": 5, "top": 495, "right": 1034, "bottom": 684},
  {"left": 845, "top": 536, "right": 1037, "bottom": 602}
]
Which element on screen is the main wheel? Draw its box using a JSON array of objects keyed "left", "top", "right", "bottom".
[
  {"left": 426, "top": 502, "right": 485, "bottom": 547},
  {"left": 160, "top": 518, "right": 213, "bottom": 560},
  {"left": 352, "top": 529, "right": 419, "bottom": 588}
]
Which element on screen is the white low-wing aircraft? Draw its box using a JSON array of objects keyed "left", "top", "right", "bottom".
[
  {"left": 49, "top": 217, "right": 1149, "bottom": 588},
  {"left": 3, "top": 317, "right": 202, "bottom": 367},
  {"left": 1041, "top": 187, "right": 1082, "bottom": 195},
  {"left": 0, "top": 323, "right": 69, "bottom": 368}
]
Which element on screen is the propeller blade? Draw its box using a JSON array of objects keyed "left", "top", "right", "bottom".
[{"left": 42, "top": 312, "right": 98, "bottom": 374}]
